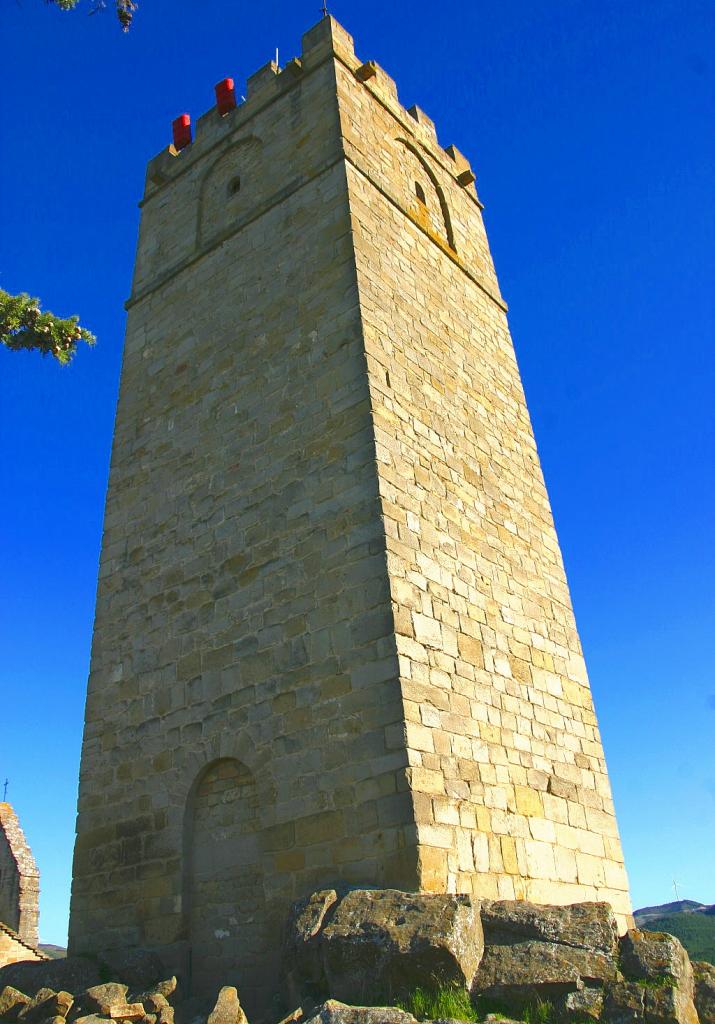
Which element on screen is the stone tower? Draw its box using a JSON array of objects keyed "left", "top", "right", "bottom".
[{"left": 70, "top": 17, "right": 631, "bottom": 1015}]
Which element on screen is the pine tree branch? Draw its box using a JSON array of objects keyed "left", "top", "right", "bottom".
[{"left": 0, "top": 289, "right": 95, "bottom": 366}]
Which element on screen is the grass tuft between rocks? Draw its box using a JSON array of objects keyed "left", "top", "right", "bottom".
[
  {"left": 522, "top": 1000, "right": 553, "bottom": 1024},
  {"left": 395, "top": 983, "right": 479, "bottom": 1021},
  {"left": 634, "top": 975, "right": 676, "bottom": 990}
]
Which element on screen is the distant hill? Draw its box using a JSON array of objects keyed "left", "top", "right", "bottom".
[
  {"left": 634, "top": 900, "right": 708, "bottom": 923},
  {"left": 634, "top": 901, "right": 715, "bottom": 966},
  {"left": 39, "top": 944, "right": 67, "bottom": 959}
]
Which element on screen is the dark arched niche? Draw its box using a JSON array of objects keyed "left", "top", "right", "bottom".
[
  {"left": 197, "top": 136, "right": 263, "bottom": 248},
  {"left": 182, "top": 758, "right": 265, "bottom": 999}
]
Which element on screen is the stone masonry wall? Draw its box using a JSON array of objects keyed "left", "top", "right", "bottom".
[
  {"left": 0, "top": 804, "right": 40, "bottom": 948},
  {"left": 0, "top": 922, "right": 45, "bottom": 969},
  {"left": 332, "top": 41, "right": 631, "bottom": 924},
  {"left": 70, "top": 22, "right": 420, "bottom": 1018}
]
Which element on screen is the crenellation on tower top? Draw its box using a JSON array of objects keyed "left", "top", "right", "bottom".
[
  {"left": 245, "top": 59, "right": 280, "bottom": 100},
  {"left": 356, "top": 60, "right": 400, "bottom": 105},
  {"left": 407, "top": 103, "right": 437, "bottom": 140},
  {"left": 300, "top": 14, "right": 355, "bottom": 66},
  {"left": 142, "top": 14, "right": 483, "bottom": 238}
]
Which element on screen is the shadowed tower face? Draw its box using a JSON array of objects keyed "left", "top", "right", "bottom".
[{"left": 69, "top": 17, "right": 631, "bottom": 1016}]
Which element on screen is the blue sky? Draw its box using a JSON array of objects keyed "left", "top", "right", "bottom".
[{"left": 0, "top": 0, "right": 713, "bottom": 945}]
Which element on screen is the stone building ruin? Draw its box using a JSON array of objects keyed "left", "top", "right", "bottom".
[
  {"left": 0, "top": 803, "right": 43, "bottom": 967},
  {"left": 69, "top": 17, "right": 632, "bottom": 1017}
]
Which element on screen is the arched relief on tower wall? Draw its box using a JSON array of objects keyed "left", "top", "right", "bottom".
[
  {"left": 132, "top": 172, "right": 201, "bottom": 295},
  {"left": 197, "top": 136, "right": 263, "bottom": 249},
  {"left": 182, "top": 758, "right": 267, "bottom": 997},
  {"left": 394, "top": 139, "right": 455, "bottom": 251}
]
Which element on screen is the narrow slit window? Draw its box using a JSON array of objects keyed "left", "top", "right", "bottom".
[
  {"left": 415, "top": 181, "right": 426, "bottom": 205},
  {"left": 227, "top": 175, "right": 241, "bottom": 197}
]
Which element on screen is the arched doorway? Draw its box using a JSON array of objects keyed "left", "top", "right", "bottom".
[{"left": 184, "top": 758, "right": 266, "bottom": 999}]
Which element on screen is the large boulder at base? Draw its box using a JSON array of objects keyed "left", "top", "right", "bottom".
[
  {"left": 69, "top": 983, "right": 129, "bottom": 1019},
  {"left": 303, "top": 1001, "right": 417, "bottom": 1024},
  {"left": 0, "top": 960, "right": 102, "bottom": 1000},
  {"left": 206, "top": 987, "right": 248, "bottom": 1024},
  {"left": 17, "top": 988, "right": 73, "bottom": 1023},
  {"left": 620, "top": 931, "right": 693, "bottom": 988},
  {"left": 480, "top": 901, "right": 619, "bottom": 956},
  {"left": 472, "top": 941, "right": 617, "bottom": 1008},
  {"left": 693, "top": 961, "right": 715, "bottom": 1024},
  {"left": 472, "top": 901, "right": 619, "bottom": 1014},
  {"left": 0, "top": 987, "right": 31, "bottom": 1021},
  {"left": 619, "top": 930, "right": 697, "bottom": 1024},
  {"left": 293, "top": 889, "right": 483, "bottom": 1005}
]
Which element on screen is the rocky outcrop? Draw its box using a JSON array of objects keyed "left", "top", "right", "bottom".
[
  {"left": 617, "top": 929, "right": 698, "bottom": 1024},
  {"left": 303, "top": 1000, "right": 417, "bottom": 1024},
  {"left": 0, "top": 988, "right": 29, "bottom": 1021},
  {"left": 0, "top": 975, "right": 178, "bottom": 1024},
  {"left": 205, "top": 987, "right": 248, "bottom": 1024},
  {"left": 620, "top": 930, "right": 694, "bottom": 988},
  {"left": 473, "top": 900, "right": 619, "bottom": 1012},
  {"left": 72, "top": 984, "right": 129, "bottom": 1019},
  {"left": 286, "top": 889, "right": 482, "bottom": 1006},
  {"left": 480, "top": 900, "right": 619, "bottom": 954},
  {"left": 17, "top": 989, "right": 73, "bottom": 1023},
  {"left": 693, "top": 963, "right": 715, "bottom": 1024},
  {"left": 2, "top": 892, "right": 711, "bottom": 1024},
  {"left": 0, "top": 954, "right": 169, "bottom": 1006}
]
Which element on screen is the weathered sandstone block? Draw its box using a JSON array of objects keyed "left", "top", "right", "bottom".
[
  {"left": 103, "top": 1003, "right": 145, "bottom": 1021},
  {"left": 473, "top": 941, "right": 617, "bottom": 1006},
  {"left": 17, "top": 988, "right": 73, "bottom": 1023},
  {"left": 472, "top": 900, "right": 618, "bottom": 1012},
  {"left": 620, "top": 930, "right": 693, "bottom": 988},
  {"left": 303, "top": 1002, "right": 417, "bottom": 1024},
  {"left": 72, "top": 984, "right": 128, "bottom": 1019},
  {"left": 480, "top": 900, "right": 618, "bottom": 955},
  {"left": 0, "top": 987, "right": 30, "bottom": 1021},
  {"left": 286, "top": 888, "right": 482, "bottom": 1005},
  {"left": 206, "top": 987, "right": 248, "bottom": 1024},
  {"left": 619, "top": 929, "right": 697, "bottom": 1024}
]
